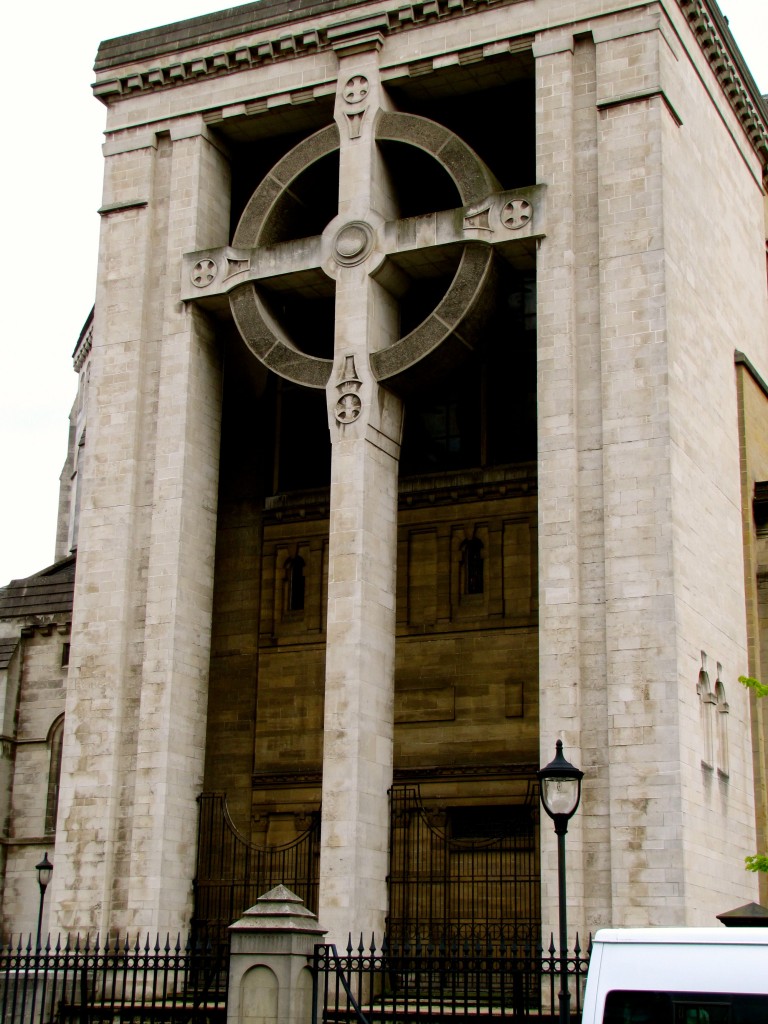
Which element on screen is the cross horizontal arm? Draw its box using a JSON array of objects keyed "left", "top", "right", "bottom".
[
  {"left": 181, "top": 184, "right": 545, "bottom": 303},
  {"left": 383, "top": 185, "right": 546, "bottom": 258},
  {"left": 181, "top": 236, "right": 323, "bottom": 302}
]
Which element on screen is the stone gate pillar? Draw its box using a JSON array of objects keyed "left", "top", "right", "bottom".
[{"left": 228, "top": 886, "right": 326, "bottom": 1024}]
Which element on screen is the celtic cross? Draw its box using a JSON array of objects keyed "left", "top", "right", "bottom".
[{"left": 182, "top": 49, "right": 545, "bottom": 942}]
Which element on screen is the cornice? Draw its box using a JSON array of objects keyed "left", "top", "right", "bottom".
[
  {"left": 677, "top": 0, "right": 768, "bottom": 179},
  {"left": 72, "top": 310, "right": 94, "bottom": 374},
  {"left": 262, "top": 463, "right": 537, "bottom": 524},
  {"left": 92, "top": 0, "right": 529, "bottom": 104},
  {"left": 91, "top": 0, "right": 768, "bottom": 178}
]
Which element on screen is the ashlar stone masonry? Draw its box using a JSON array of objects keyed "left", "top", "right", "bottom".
[{"left": 11, "top": 0, "right": 767, "bottom": 948}]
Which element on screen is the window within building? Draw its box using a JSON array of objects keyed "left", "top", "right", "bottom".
[
  {"left": 715, "top": 664, "right": 729, "bottom": 779},
  {"left": 45, "top": 717, "right": 64, "bottom": 835},
  {"left": 461, "top": 537, "right": 484, "bottom": 595},
  {"left": 697, "top": 653, "right": 714, "bottom": 770},
  {"left": 285, "top": 555, "right": 306, "bottom": 613}
]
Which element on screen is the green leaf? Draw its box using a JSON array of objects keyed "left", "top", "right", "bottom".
[{"left": 738, "top": 676, "right": 768, "bottom": 698}]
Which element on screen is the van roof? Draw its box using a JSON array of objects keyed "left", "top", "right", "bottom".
[{"left": 594, "top": 927, "right": 768, "bottom": 945}]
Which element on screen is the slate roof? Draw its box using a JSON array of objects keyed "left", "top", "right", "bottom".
[{"left": 0, "top": 557, "right": 76, "bottom": 621}]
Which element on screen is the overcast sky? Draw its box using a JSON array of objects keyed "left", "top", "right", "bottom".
[{"left": 0, "top": 0, "right": 766, "bottom": 586}]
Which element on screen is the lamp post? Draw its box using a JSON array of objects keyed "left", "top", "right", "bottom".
[
  {"left": 538, "top": 740, "right": 583, "bottom": 1024},
  {"left": 35, "top": 852, "right": 53, "bottom": 951}
]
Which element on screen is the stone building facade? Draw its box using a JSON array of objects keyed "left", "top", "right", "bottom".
[{"left": 2, "top": 0, "right": 768, "bottom": 947}]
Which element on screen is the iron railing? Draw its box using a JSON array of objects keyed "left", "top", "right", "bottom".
[
  {"left": 313, "top": 934, "right": 590, "bottom": 1024},
  {"left": 0, "top": 932, "right": 227, "bottom": 1024}
]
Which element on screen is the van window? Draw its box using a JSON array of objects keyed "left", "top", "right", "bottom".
[{"left": 603, "top": 990, "right": 768, "bottom": 1023}]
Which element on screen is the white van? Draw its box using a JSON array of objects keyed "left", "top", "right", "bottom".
[{"left": 581, "top": 927, "right": 768, "bottom": 1023}]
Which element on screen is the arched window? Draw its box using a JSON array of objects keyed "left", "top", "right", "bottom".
[
  {"left": 45, "top": 716, "right": 64, "bottom": 834},
  {"left": 697, "top": 652, "right": 714, "bottom": 770},
  {"left": 715, "top": 664, "right": 729, "bottom": 779}
]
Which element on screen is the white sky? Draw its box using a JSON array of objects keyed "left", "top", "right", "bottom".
[{"left": 0, "top": 0, "right": 766, "bottom": 586}]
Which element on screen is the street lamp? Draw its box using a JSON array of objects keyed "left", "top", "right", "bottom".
[
  {"left": 35, "top": 852, "right": 53, "bottom": 951},
  {"left": 538, "top": 740, "right": 583, "bottom": 1024}
]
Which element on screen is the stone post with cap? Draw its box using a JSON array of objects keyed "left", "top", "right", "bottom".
[{"left": 227, "top": 885, "right": 327, "bottom": 1024}]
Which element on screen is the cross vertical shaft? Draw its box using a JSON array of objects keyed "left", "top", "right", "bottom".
[{"left": 318, "top": 51, "right": 403, "bottom": 944}]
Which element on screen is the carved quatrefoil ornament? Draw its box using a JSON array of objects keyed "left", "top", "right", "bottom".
[
  {"left": 191, "top": 259, "right": 218, "bottom": 287},
  {"left": 501, "top": 199, "right": 532, "bottom": 230}
]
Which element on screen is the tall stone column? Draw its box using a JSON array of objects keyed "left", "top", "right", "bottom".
[
  {"left": 51, "top": 118, "right": 230, "bottom": 935},
  {"left": 593, "top": 23, "right": 680, "bottom": 926},
  {"left": 534, "top": 32, "right": 590, "bottom": 945},
  {"left": 124, "top": 120, "right": 230, "bottom": 931}
]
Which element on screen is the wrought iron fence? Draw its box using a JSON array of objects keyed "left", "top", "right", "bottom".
[
  {"left": 313, "top": 933, "right": 590, "bottom": 1024},
  {"left": 194, "top": 792, "right": 320, "bottom": 948},
  {"left": 388, "top": 783, "right": 541, "bottom": 951},
  {"left": 0, "top": 932, "right": 227, "bottom": 1024}
]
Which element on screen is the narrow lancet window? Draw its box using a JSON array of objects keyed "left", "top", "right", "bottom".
[
  {"left": 461, "top": 537, "right": 484, "bottom": 595},
  {"left": 285, "top": 555, "right": 306, "bottom": 612}
]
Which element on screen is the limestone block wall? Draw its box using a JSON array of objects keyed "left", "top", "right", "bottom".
[
  {"left": 0, "top": 630, "right": 67, "bottom": 938},
  {"left": 203, "top": 480, "right": 539, "bottom": 850},
  {"left": 535, "top": 0, "right": 766, "bottom": 939},
  {"left": 658, "top": 0, "right": 766, "bottom": 922}
]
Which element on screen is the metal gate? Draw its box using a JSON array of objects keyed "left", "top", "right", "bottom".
[
  {"left": 194, "top": 784, "right": 538, "bottom": 950},
  {"left": 387, "top": 783, "right": 540, "bottom": 949},
  {"left": 193, "top": 793, "right": 320, "bottom": 947}
]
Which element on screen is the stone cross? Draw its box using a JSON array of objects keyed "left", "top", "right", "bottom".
[{"left": 182, "top": 49, "right": 545, "bottom": 943}]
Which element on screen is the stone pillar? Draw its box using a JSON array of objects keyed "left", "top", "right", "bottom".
[
  {"left": 534, "top": 29, "right": 589, "bottom": 945},
  {"left": 123, "top": 119, "right": 230, "bottom": 931},
  {"left": 593, "top": 21, "right": 681, "bottom": 926},
  {"left": 51, "top": 118, "right": 230, "bottom": 935},
  {"left": 52, "top": 132, "right": 162, "bottom": 936},
  {"left": 228, "top": 885, "right": 326, "bottom": 1024}
]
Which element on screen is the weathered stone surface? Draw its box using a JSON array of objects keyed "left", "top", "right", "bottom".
[{"left": 18, "top": 0, "right": 767, "bottom": 954}]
